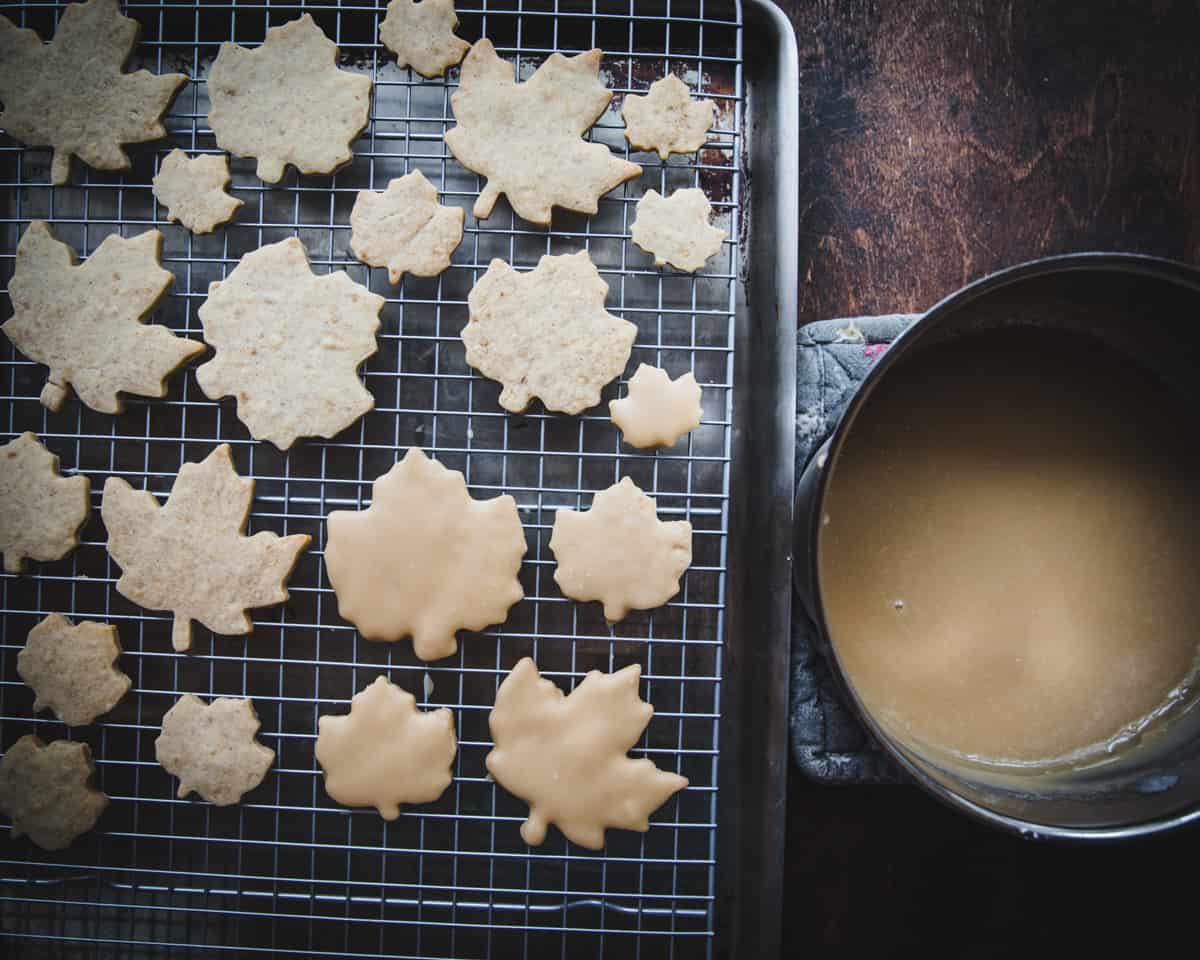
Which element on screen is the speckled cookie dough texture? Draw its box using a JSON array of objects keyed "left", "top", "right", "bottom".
[
  {"left": 463, "top": 250, "right": 637, "bottom": 414},
  {"left": 155, "top": 695, "right": 275, "bottom": 806},
  {"left": 0, "top": 736, "right": 109, "bottom": 850},
  {"left": 207, "top": 13, "right": 372, "bottom": 184},
  {"left": 445, "top": 39, "right": 642, "bottom": 225},
  {"left": 0, "top": 0, "right": 186, "bottom": 185},
  {"left": 196, "top": 237, "right": 385, "bottom": 450},
  {"left": 0, "top": 432, "right": 90, "bottom": 575},
  {"left": 152, "top": 149, "right": 243, "bottom": 235},
  {"left": 621, "top": 74, "right": 716, "bottom": 160},
  {"left": 630, "top": 188, "right": 726, "bottom": 273},
  {"left": 380, "top": 0, "right": 470, "bottom": 79},
  {"left": 550, "top": 476, "right": 692, "bottom": 622},
  {"left": 18, "top": 614, "right": 131, "bottom": 727},
  {"left": 349, "top": 171, "right": 464, "bottom": 283},
  {"left": 324, "top": 448, "right": 527, "bottom": 662},
  {"left": 609, "top": 364, "right": 703, "bottom": 449}
]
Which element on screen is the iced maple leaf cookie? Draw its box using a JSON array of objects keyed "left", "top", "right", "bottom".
[
  {"left": 630, "top": 188, "right": 726, "bottom": 273},
  {"left": 463, "top": 251, "right": 637, "bottom": 414},
  {"left": 349, "top": 171, "right": 464, "bottom": 283},
  {"left": 0, "top": 0, "right": 186, "bottom": 185},
  {"left": 621, "top": 74, "right": 716, "bottom": 160},
  {"left": 380, "top": 0, "right": 470, "bottom": 79},
  {"left": 0, "top": 736, "right": 108, "bottom": 850},
  {"left": 550, "top": 477, "right": 692, "bottom": 622},
  {"left": 487, "top": 658, "right": 688, "bottom": 849},
  {"left": 609, "top": 364, "right": 703, "bottom": 449},
  {"left": 18, "top": 614, "right": 131, "bottom": 727},
  {"left": 0, "top": 433, "right": 90, "bottom": 574},
  {"left": 156, "top": 695, "right": 275, "bottom": 806},
  {"left": 102, "top": 444, "right": 311, "bottom": 652},
  {"left": 316, "top": 676, "right": 457, "bottom": 818},
  {"left": 196, "top": 237, "right": 384, "bottom": 449},
  {"left": 153, "top": 149, "right": 243, "bottom": 235},
  {"left": 207, "top": 14, "right": 372, "bottom": 183},
  {"left": 445, "top": 39, "right": 642, "bottom": 225},
  {"left": 325, "top": 447, "right": 526, "bottom": 662},
  {"left": 3, "top": 220, "right": 205, "bottom": 414}
]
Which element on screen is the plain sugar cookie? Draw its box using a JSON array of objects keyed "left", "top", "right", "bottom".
[
  {"left": 0, "top": 736, "right": 109, "bottom": 850},
  {"left": 153, "top": 149, "right": 243, "bottom": 235},
  {"left": 609, "top": 364, "right": 703, "bottom": 449},
  {"left": 621, "top": 74, "right": 716, "bottom": 161},
  {"left": 18, "top": 614, "right": 131, "bottom": 727},
  {"left": 380, "top": 0, "right": 470, "bottom": 79},
  {"left": 0, "top": 432, "right": 90, "bottom": 574},
  {"left": 349, "top": 171, "right": 464, "bottom": 283},
  {"left": 630, "top": 188, "right": 726, "bottom": 273}
]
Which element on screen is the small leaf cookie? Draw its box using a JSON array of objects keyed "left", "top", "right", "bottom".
[
  {"left": 445, "top": 39, "right": 642, "bottom": 225},
  {"left": 153, "top": 149, "right": 243, "bottom": 235},
  {"left": 380, "top": 0, "right": 470, "bottom": 79},
  {"left": 0, "top": 432, "right": 90, "bottom": 574},
  {"left": 0, "top": 736, "right": 108, "bottom": 850},
  {"left": 155, "top": 695, "right": 274, "bottom": 806},
  {"left": 18, "top": 614, "right": 131, "bottom": 727},
  {"left": 349, "top": 171, "right": 464, "bottom": 283},
  {"left": 3, "top": 220, "right": 205, "bottom": 414},
  {"left": 621, "top": 74, "right": 716, "bottom": 161},
  {"left": 631, "top": 188, "right": 726, "bottom": 273},
  {"left": 550, "top": 476, "right": 692, "bottom": 622},
  {"left": 487, "top": 658, "right": 688, "bottom": 849},
  {"left": 0, "top": 0, "right": 186, "bottom": 185},
  {"left": 609, "top": 364, "right": 703, "bottom": 449},
  {"left": 325, "top": 448, "right": 526, "bottom": 662},
  {"left": 196, "top": 237, "right": 385, "bottom": 450},
  {"left": 207, "top": 14, "right": 372, "bottom": 184},
  {"left": 316, "top": 676, "right": 457, "bottom": 819},
  {"left": 463, "top": 250, "right": 637, "bottom": 414},
  {"left": 102, "top": 444, "right": 311, "bottom": 653}
]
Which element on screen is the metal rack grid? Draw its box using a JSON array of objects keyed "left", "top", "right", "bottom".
[{"left": 0, "top": 0, "right": 744, "bottom": 956}]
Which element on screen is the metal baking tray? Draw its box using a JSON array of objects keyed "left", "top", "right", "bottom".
[{"left": 0, "top": 1, "right": 797, "bottom": 956}]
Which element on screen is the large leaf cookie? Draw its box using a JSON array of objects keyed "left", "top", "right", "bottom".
[
  {"left": 3, "top": 220, "right": 204, "bottom": 414},
  {"left": 0, "top": 736, "right": 108, "bottom": 850},
  {"left": 380, "top": 0, "right": 469, "bottom": 79},
  {"left": 156, "top": 695, "right": 274, "bottom": 806},
  {"left": 445, "top": 39, "right": 642, "bottom": 225},
  {"left": 324, "top": 448, "right": 526, "bottom": 662},
  {"left": 463, "top": 251, "right": 637, "bottom": 414},
  {"left": 102, "top": 444, "right": 311, "bottom": 652},
  {"left": 0, "top": 433, "right": 90, "bottom": 574},
  {"left": 316, "top": 676, "right": 457, "bottom": 819},
  {"left": 196, "top": 238, "right": 384, "bottom": 450},
  {"left": 487, "top": 658, "right": 688, "bottom": 849},
  {"left": 0, "top": 0, "right": 186, "bottom": 185},
  {"left": 207, "top": 14, "right": 371, "bottom": 183},
  {"left": 349, "top": 171, "right": 464, "bottom": 283},
  {"left": 18, "top": 614, "right": 131, "bottom": 727}
]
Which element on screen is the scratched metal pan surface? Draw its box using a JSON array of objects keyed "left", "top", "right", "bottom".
[{"left": 0, "top": 1, "right": 797, "bottom": 957}]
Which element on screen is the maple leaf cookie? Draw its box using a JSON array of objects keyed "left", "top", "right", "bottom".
[
  {"left": 630, "top": 188, "right": 727, "bottom": 273},
  {"left": 487, "top": 658, "right": 688, "bottom": 849},
  {"left": 3, "top": 221, "right": 205, "bottom": 414},
  {"left": 156, "top": 695, "right": 275, "bottom": 806},
  {"left": 324, "top": 448, "right": 526, "bottom": 662},
  {"left": 153, "top": 149, "right": 243, "bottom": 235},
  {"left": 207, "top": 14, "right": 372, "bottom": 184},
  {"left": 549, "top": 477, "right": 692, "bottom": 622},
  {"left": 349, "top": 171, "right": 464, "bottom": 283},
  {"left": 316, "top": 676, "right": 457, "bottom": 818},
  {"left": 18, "top": 614, "right": 131, "bottom": 727},
  {"left": 0, "top": 736, "right": 109, "bottom": 850},
  {"left": 380, "top": 0, "right": 470, "bottom": 79},
  {"left": 621, "top": 74, "right": 716, "bottom": 161},
  {"left": 609, "top": 364, "right": 703, "bottom": 449},
  {"left": 0, "top": 0, "right": 186, "bottom": 185},
  {"left": 0, "top": 433, "right": 90, "bottom": 574}
]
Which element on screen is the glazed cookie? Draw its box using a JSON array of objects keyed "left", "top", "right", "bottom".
[
  {"left": 630, "top": 188, "right": 726, "bottom": 273},
  {"left": 18, "top": 614, "right": 131, "bottom": 727},
  {"left": 153, "top": 149, "right": 243, "bottom": 235},
  {"left": 0, "top": 433, "right": 90, "bottom": 574},
  {"left": 609, "top": 364, "right": 703, "bottom": 449},
  {"left": 621, "top": 74, "right": 716, "bottom": 160},
  {"left": 349, "top": 171, "right": 464, "bottom": 283},
  {"left": 0, "top": 736, "right": 109, "bottom": 850}
]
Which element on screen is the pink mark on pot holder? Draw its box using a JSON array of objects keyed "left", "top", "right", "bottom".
[{"left": 863, "top": 343, "right": 888, "bottom": 360}]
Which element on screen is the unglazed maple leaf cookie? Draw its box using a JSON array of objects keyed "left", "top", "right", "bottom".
[
  {"left": 18, "top": 614, "right": 131, "bottom": 727},
  {"left": 621, "top": 74, "right": 716, "bottom": 161},
  {"left": 380, "top": 0, "right": 470, "bottom": 79},
  {"left": 487, "top": 658, "right": 688, "bottom": 849},
  {"left": 609, "top": 364, "right": 703, "bottom": 449},
  {"left": 0, "top": 0, "right": 186, "bottom": 185},
  {"left": 152, "top": 149, "right": 243, "bottom": 235},
  {"left": 3, "top": 220, "right": 205, "bottom": 414},
  {"left": 550, "top": 477, "right": 692, "bottom": 622},
  {"left": 0, "top": 433, "right": 90, "bottom": 574},
  {"left": 463, "top": 251, "right": 637, "bottom": 414},
  {"left": 196, "top": 238, "right": 384, "bottom": 450},
  {"left": 0, "top": 736, "right": 108, "bottom": 850},
  {"left": 349, "top": 171, "right": 464, "bottom": 283},
  {"left": 445, "top": 39, "right": 642, "bottom": 225},
  {"left": 207, "top": 14, "right": 371, "bottom": 184},
  {"left": 155, "top": 695, "right": 274, "bottom": 806},
  {"left": 631, "top": 188, "right": 726, "bottom": 273},
  {"left": 316, "top": 676, "right": 457, "bottom": 819},
  {"left": 325, "top": 448, "right": 526, "bottom": 662},
  {"left": 102, "top": 444, "right": 311, "bottom": 653}
]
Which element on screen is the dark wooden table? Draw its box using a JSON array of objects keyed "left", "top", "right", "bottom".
[{"left": 775, "top": 0, "right": 1200, "bottom": 952}]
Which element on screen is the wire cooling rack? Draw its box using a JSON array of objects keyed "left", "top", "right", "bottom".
[{"left": 0, "top": 1, "right": 744, "bottom": 956}]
